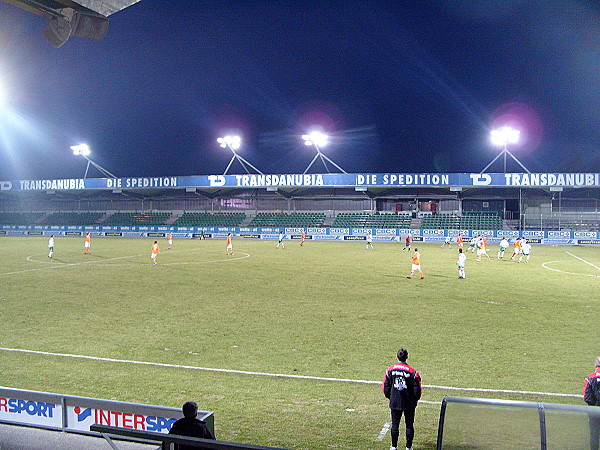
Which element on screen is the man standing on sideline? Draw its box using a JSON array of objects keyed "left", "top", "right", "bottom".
[
  {"left": 151, "top": 240, "right": 160, "bottom": 265},
  {"left": 167, "top": 232, "right": 173, "bottom": 249},
  {"left": 168, "top": 400, "right": 215, "bottom": 449},
  {"left": 407, "top": 248, "right": 424, "bottom": 279},
  {"left": 84, "top": 232, "right": 91, "bottom": 254},
  {"left": 48, "top": 235, "right": 55, "bottom": 258},
  {"left": 382, "top": 348, "right": 422, "bottom": 450},
  {"left": 583, "top": 357, "right": 600, "bottom": 450}
]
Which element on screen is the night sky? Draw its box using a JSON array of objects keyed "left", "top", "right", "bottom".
[{"left": 0, "top": 0, "right": 599, "bottom": 180}]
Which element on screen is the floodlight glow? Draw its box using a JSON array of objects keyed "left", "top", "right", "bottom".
[
  {"left": 302, "top": 131, "right": 328, "bottom": 147},
  {"left": 71, "top": 144, "right": 90, "bottom": 156},
  {"left": 491, "top": 126, "right": 520, "bottom": 147},
  {"left": 218, "top": 135, "right": 241, "bottom": 150}
]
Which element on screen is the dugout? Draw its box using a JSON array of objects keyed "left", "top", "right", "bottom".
[{"left": 437, "top": 396, "right": 600, "bottom": 449}]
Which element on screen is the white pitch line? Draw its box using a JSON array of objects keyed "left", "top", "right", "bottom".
[
  {"left": 541, "top": 261, "right": 600, "bottom": 278},
  {"left": 376, "top": 422, "right": 391, "bottom": 441},
  {"left": 2, "top": 250, "right": 250, "bottom": 276},
  {"left": 1, "top": 253, "right": 148, "bottom": 276},
  {"left": 566, "top": 251, "right": 600, "bottom": 271},
  {"left": 0, "top": 347, "right": 580, "bottom": 398}
]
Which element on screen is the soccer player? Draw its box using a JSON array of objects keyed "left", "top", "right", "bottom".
[
  {"left": 151, "top": 240, "right": 160, "bottom": 265},
  {"left": 518, "top": 241, "right": 532, "bottom": 263},
  {"left": 167, "top": 232, "right": 173, "bottom": 249},
  {"left": 300, "top": 229, "right": 305, "bottom": 246},
  {"left": 511, "top": 237, "right": 522, "bottom": 260},
  {"left": 457, "top": 248, "right": 467, "bottom": 279},
  {"left": 382, "top": 348, "right": 422, "bottom": 450},
  {"left": 366, "top": 230, "right": 374, "bottom": 250},
  {"left": 476, "top": 237, "right": 490, "bottom": 261},
  {"left": 83, "top": 232, "right": 91, "bottom": 254},
  {"left": 467, "top": 236, "right": 478, "bottom": 253},
  {"left": 226, "top": 233, "right": 234, "bottom": 255},
  {"left": 441, "top": 235, "right": 452, "bottom": 248},
  {"left": 498, "top": 237, "right": 509, "bottom": 259},
  {"left": 48, "top": 235, "right": 55, "bottom": 258},
  {"left": 457, "top": 234, "right": 463, "bottom": 250},
  {"left": 276, "top": 231, "right": 285, "bottom": 249},
  {"left": 402, "top": 234, "right": 411, "bottom": 251},
  {"left": 407, "top": 248, "right": 424, "bottom": 279}
]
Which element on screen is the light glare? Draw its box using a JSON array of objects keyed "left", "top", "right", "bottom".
[
  {"left": 71, "top": 143, "right": 90, "bottom": 156},
  {"left": 303, "top": 131, "right": 328, "bottom": 147},
  {"left": 491, "top": 126, "right": 520, "bottom": 147},
  {"left": 218, "top": 135, "right": 241, "bottom": 150}
]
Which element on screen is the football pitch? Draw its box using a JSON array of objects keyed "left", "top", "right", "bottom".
[{"left": 0, "top": 236, "right": 598, "bottom": 449}]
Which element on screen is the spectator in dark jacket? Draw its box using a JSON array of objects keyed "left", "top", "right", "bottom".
[
  {"left": 169, "top": 401, "right": 215, "bottom": 450},
  {"left": 382, "top": 348, "right": 422, "bottom": 450},
  {"left": 583, "top": 357, "right": 600, "bottom": 450}
]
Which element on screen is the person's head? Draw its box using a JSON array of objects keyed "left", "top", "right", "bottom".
[
  {"left": 397, "top": 348, "right": 409, "bottom": 362},
  {"left": 154, "top": 240, "right": 157, "bottom": 244},
  {"left": 459, "top": 248, "right": 463, "bottom": 253},
  {"left": 182, "top": 401, "right": 199, "bottom": 419},
  {"left": 50, "top": 235, "right": 54, "bottom": 238},
  {"left": 414, "top": 248, "right": 418, "bottom": 252},
  {"left": 595, "top": 356, "right": 600, "bottom": 367},
  {"left": 228, "top": 233, "right": 231, "bottom": 236}
]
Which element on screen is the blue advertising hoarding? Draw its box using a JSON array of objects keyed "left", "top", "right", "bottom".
[{"left": 2, "top": 172, "right": 600, "bottom": 192}]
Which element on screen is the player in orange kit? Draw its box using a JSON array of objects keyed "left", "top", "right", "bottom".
[
  {"left": 167, "top": 232, "right": 173, "bottom": 249},
  {"left": 226, "top": 233, "right": 234, "bottom": 255},
  {"left": 151, "top": 240, "right": 160, "bottom": 265},
  {"left": 300, "top": 229, "right": 305, "bottom": 246},
  {"left": 407, "top": 248, "right": 424, "bottom": 279}
]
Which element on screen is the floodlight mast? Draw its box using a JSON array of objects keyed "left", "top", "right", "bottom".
[
  {"left": 480, "top": 126, "right": 530, "bottom": 174},
  {"left": 302, "top": 132, "right": 347, "bottom": 174},
  {"left": 218, "top": 135, "right": 263, "bottom": 175},
  {"left": 70, "top": 144, "right": 117, "bottom": 179}
]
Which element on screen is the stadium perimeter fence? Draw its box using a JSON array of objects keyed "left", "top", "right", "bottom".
[{"left": 437, "top": 396, "right": 600, "bottom": 449}]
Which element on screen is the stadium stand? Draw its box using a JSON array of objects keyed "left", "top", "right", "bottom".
[
  {"left": 39, "top": 212, "right": 104, "bottom": 225},
  {"left": 332, "top": 212, "right": 412, "bottom": 228},
  {"left": 171, "top": 212, "right": 246, "bottom": 227},
  {"left": 421, "top": 213, "right": 460, "bottom": 229},
  {"left": 459, "top": 212, "right": 503, "bottom": 230},
  {"left": 247, "top": 212, "right": 325, "bottom": 227},
  {"left": 100, "top": 212, "right": 171, "bottom": 226},
  {"left": 0, "top": 212, "right": 45, "bottom": 225}
]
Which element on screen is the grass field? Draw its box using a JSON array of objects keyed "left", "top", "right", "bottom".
[{"left": 0, "top": 235, "right": 598, "bottom": 449}]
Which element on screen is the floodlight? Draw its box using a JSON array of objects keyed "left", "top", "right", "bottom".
[
  {"left": 481, "top": 126, "right": 529, "bottom": 174},
  {"left": 218, "top": 135, "right": 262, "bottom": 175},
  {"left": 71, "top": 143, "right": 90, "bottom": 156},
  {"left": 491, "top": 126, "right": 520, "bottom": 147},
  {"left": 302, "top": 130, "right": 346, "bottom": 174},
  {"left": 302, "top": 131, "right": 328, "bottom": 148},
  {"left": 71, "top": 144, "right": 116, "bottom": 178}
]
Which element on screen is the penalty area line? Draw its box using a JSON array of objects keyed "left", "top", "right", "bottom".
[
  {"left": 0, "top": 347, "right": 579, "bottom": 399},
  {"left": 566, "top": 251, "right": 600, "bottom": 271}
]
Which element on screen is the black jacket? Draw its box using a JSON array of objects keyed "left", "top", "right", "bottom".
[
  {"left": 584, "top": 368, "right": 600, "bottom": 406},
  {"left": 169, "top": 416, "right": 215, "bottom": 450},
  {"left": 382, "top": 362, "right": 422, "bottom": 410}
]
